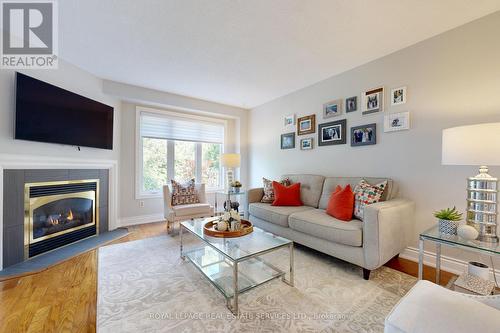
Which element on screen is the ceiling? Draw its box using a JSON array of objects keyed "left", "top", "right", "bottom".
[{"left": 59, "top": 1, "right": 500, "bottom": 109}]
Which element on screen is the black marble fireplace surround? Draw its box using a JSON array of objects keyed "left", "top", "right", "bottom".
[{"left": 2, "top": 169, "right": 109, "bottom": 268}]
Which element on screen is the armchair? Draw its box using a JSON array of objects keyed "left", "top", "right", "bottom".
[{"left": 163, "top": 183, "right": 214, "bottom": 233}]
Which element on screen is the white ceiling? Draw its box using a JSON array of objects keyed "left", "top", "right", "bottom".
[{"left": 59, "top": 1, "right": 500, "bottom": 109}]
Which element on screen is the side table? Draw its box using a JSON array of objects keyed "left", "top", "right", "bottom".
[{"left": 419, "top": 226, "right": 500, "bottom": 285}]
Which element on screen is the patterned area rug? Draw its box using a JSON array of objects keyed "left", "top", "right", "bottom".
[{"left": 98, "top": 234, "right": 416, "bottom": 332}]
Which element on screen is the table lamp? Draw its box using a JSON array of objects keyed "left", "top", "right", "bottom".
[
  {"left": 221, "top": 153, "right": 240, "bottom": 189},
  {"left": 442, "top": 123, "right": 500, "bottom": 243}
]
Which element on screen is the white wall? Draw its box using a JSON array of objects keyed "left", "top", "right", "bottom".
[
  {"left": 104, "top": 82, "right": 249, "bottom": 222},
  {"left": 0, "top": 60, "right": 121, "bottom": 160},
  {"left": 248, "top": 12, "right": 500, "bottom": 263}
]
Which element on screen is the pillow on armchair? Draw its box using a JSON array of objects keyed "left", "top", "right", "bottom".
[{"left": 171, "top": 179, "right": 200, "bottom": 206}]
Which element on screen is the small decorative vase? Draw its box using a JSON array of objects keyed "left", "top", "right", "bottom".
[
  {"left": 438, "top": 219, "right": 459, "bottom": 235},
  {"left": 217, "top": 220, "right": 228, "bottom": 231},
  {"left": 457, "top": 224, "right": 479, "bottom": 240}
]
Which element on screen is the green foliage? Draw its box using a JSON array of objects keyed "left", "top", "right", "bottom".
[
  {"left": 434, "top": 207, "right": 462, "bottom": 221},
  {"left": 143, "top": 138, "right": 167, "bottom": 192}
]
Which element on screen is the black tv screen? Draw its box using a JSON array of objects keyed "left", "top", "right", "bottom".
[{"left": 15, "top": 72, "right": 114, "bottom": 150}]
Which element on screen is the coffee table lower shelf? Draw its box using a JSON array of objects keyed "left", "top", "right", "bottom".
[{"left": 183, "top": 246, "right": 285, "bottom": 311}]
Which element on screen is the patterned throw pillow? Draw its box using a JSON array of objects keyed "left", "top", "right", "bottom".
[
  {"left": 353, "top": 179, "right": 387, "bottom": 220},
  {"left": 261, "top": 177, "right": 291, "bottom": 203},
  {"left": 171, "top": 179, "right": 200, "bottom": 206}
]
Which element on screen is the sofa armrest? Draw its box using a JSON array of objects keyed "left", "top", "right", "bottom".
[
  {"left": 363, "top": 198, "right": 415, "bottom": 270},
  {"left": 196, "top": 183, "right": 208, "bottom": 204},
  {"left": 163, "top": 185, "right": 174, "bottom": 220},
  {"left": 247, "top": 187, "right": 264, "bottom": 204}
]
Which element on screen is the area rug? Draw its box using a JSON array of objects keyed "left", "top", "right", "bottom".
[{"left": 97, "top": 234, "right": 416, "bottom": 332}]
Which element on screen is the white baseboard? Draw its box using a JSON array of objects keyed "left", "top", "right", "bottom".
[
  {"left": 400, "top": 246, "right": 500, "bottom": 281},
  {"left": 119, "top": 214, "right": 164, "bottom": 227}
]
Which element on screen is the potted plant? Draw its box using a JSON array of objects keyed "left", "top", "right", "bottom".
[
  {"left": 434, "top": 207, "right": 463, "bottom": 235},
  {"left": 230, "top": 180, "right": 242, "bottom": 193}
]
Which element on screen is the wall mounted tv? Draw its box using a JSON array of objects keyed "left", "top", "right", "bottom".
[{"left": 15, "top": 72, "right": 114, "bottom": 150}]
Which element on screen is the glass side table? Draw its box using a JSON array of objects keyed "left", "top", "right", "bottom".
[
  {"left": 419, "top": 226, "right": 500, "bottom": 284},
  {"left": 214, "top": 190, "right": 246, "bottom": 216}
]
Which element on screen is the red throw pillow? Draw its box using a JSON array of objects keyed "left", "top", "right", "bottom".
[
  {"left": 326, "top": 184, "right": 355, "bottom": 221},
  {"left": 271, "top": 181, "right": 302, "bottom": 206}
]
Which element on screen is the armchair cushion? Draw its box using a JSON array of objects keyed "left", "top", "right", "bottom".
[
  {"left": 172, "top": 203, "right": 212, "bottom": 217},
  {"left": 385, "top": 280, "right": 500, "bottom": 333}
]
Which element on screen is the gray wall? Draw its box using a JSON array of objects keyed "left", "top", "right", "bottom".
[
  {"left": 248, "top": 12, "right": 500, "bottom": 261},
  {"left": 2, "top": 169, "right": 109, "bottom": 268}
]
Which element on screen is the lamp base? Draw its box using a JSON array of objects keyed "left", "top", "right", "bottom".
[{"left": 476, "top": 234, "right": 499, "bottom": 244}]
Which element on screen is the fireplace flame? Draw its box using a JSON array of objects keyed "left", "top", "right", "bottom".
[
  {"left": 49, "top": 216, "right": 59, "bottom": 225},
  {"left": 67, "top": 209, "right": 74, "bottom": 221}
]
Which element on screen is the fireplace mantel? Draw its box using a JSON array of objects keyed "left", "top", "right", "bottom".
[{"left": 0, "top": 153, "right": 118, "bottom": 270}]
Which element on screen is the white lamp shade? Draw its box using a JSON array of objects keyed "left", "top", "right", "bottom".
[
  {"left": 221, "top": 153, "right": 241, "bottom": 168},
  {"left": 442, "top": 123, "right": 500, "bottom": 166}
]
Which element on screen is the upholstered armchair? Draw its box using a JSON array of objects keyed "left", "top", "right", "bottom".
[{"left": 163, "top": 183, "right": 214, "bottom": 233}]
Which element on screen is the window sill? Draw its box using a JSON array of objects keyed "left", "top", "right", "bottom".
[{"left": 135, "top": 192, "right": 162, "bottom": 200}]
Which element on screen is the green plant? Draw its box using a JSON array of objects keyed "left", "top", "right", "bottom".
[{"left": 434, "top": 207, "right": 463, "bottom": 221}]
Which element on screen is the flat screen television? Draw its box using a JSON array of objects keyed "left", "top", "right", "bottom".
[{"left": 15, "top": 72, "right": 114, "bottom": 150}]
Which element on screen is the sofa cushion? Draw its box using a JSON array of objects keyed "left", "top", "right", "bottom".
[
  {"left": 281, "top": 174, "right": 325, "bottom": 208},
  {"left": 261, "top": 177, "right": 291, "bottom": 203},
  {"left": 288, "top": 209, "right": 363, "bottom": 246},
  {"left": 318, "top": 177, "right": 395, "bottom": 210},
  {"left": 326, "top": 184, "right": 355, "bottom": 221},
  {"left": 248, "top": 202, "right": 314, "bottom": 227},
  {"left": 172, "top": 203, "right": 212, "bottom": 217}
]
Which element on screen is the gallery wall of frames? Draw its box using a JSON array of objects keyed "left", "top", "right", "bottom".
[{"left": 280, "top": 86, "right": 410, "bottom": 150}]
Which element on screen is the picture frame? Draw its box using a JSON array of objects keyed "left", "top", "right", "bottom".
[
  {"left": 346, "top": 96, "right": 358, "bottom": 113},
  {"left": 281, "top": 132, "right": 295, "bottom": 149},
  {"left": 391, "top": 86, "right": 407, "bottom": 106},
  {"left": 323, "top": 99, "right": 343, "bottom": 118},
  {"left": 284, "top": 114, "right": 296, "bottom": 130},
  {"left": 297, "top": 114, "right": 316, "bottom": 135},
  {"left": 351, "top": 123, "right": 377, "bottom": 146},
  {"left": 362, "top": 87, "right": 384, "bottom": 115},
  {"left": 300, "top": 138, "right": 313, "bottom": 150},
  {"left": 384, "top": 111, "right": 410, "bottom": 132},
  {"left": 318, "top": 119, "right": 347, "bottom": 146}
]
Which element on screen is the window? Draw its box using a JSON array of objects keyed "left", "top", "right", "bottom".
[{"left": 137, "top": 109, "right": 225, "bottom": 197}]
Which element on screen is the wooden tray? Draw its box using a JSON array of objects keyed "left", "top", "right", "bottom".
[{"left": 204, "top": 219, "right": 253, "bottom": 238}]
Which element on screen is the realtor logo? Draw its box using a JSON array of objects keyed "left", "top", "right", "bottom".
[{"left": 1, "top": 0, "right": 58, "bottom": 69}]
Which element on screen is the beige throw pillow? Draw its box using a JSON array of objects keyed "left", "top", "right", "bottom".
[
  {"left": 261, "top": 177, "right": 291, "bottom": 203},
  {"left": 171, "top": 179, "right": 200, "bottom": 206},
  {"left": 353, "top": 179, "right": 387, "bottom": 220}
]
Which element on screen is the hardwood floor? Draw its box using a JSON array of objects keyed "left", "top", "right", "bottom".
[{"left": 0, "top": 221, "right": 455, "bottom": 332}]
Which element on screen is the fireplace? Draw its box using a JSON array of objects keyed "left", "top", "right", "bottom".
[{"left": 24, "top": 179, "right": 99, "bottom": 258}]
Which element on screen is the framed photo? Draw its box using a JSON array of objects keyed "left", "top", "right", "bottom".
[
  {"left": 323, "top": 99, "right": 343, "bottom": 118},
  {"left": 346, "top": 96, "right": 357, "bottom": 113},
  {"left": 284, "top": 114, "right": 296, "bottom": 130},
  {"left": 300, "top": 138, "right": 313, "bottom": 150},
  {"left": 384, "top": 111, "right": 410, "bottom": 132},
  {"left": 362, "top": 87, "right": 384, "bottom": 115},
  {"left": 297, "top": 114, "right": 316, "bottom": 135},
  {"left": 281, "top": 132, "right": 295, "bottom": 149},
  {"left": 391, "top": 86, "right": 407, "bottom": 106},
  {"left": 351, "top": 123, "right": 377, "bottom": 146},
  {"left": 318, "top": 119, "right": 347, "bottom": 146}
]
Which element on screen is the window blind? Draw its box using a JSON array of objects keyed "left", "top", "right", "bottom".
[{"left": 140, "top": 112, "right": 224, "bottom": 144}]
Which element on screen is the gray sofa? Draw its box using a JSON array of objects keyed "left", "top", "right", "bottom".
[{"left": 246, "top": 174, "right": 415, "bottom": 280}]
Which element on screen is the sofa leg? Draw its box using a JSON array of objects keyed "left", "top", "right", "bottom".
[{"left": 363, "top": 268, "right": 371, "bottom": 280}]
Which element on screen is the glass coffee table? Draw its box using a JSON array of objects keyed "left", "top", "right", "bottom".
[{"left": 180, "top": 218, "right": 294, "bottom": 314}]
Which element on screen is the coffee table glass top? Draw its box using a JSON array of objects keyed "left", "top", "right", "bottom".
[
  {"left": 181, "top": 219, "right": 291, "bottom": 261},
  {"left": 420, "top": 226, "right": 500, "bottom": 255}
]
